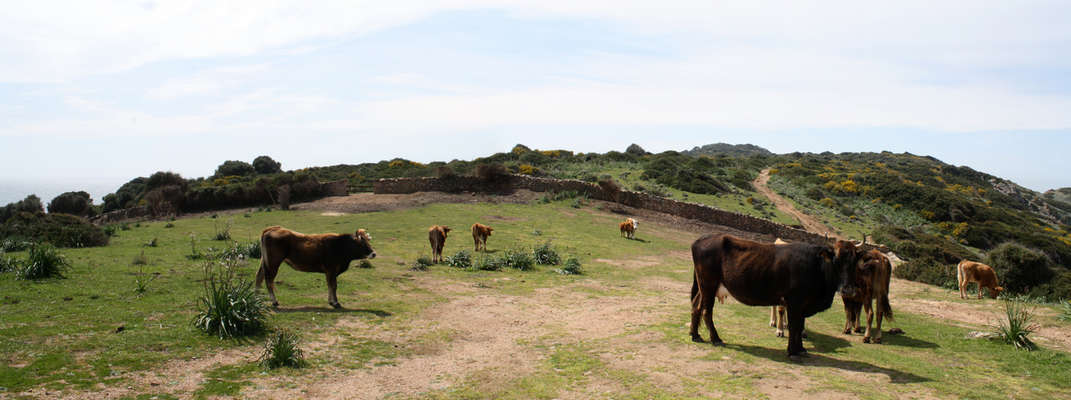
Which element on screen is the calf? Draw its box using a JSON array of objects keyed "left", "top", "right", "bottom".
[
  {"left": 428, "top": 225, "right": 451, "bottom": 263},
  {"left": 957, "top": 260, "right": 1004, "bottom": 299},
  {"left": 257, "top": 226, "right": 376, "bottom": 308},
  {"left": 842, "top": 250, "right": 894, "bottom": 343},
  {"left": 619, "top": 218, "right": 638, "bottom": 239},
  {"left": 472, "top": 223, "right": 493, "bottom": 252}
]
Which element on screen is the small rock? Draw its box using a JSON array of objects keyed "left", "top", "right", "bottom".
[
  {"left": 114, "top": 325, "right": 125, "bottom": 333},
  {"left": 888, "top": 327, "right": 904, "bottom": 335}
]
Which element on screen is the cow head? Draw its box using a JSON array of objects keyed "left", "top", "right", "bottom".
[
  {"left": 441, "top": 226, "right": 452, "bottom": 237},
  {"left": 990, "top": 286, "right": 1004, "bottom": 299},
  {"left": 833, "top": 240, "right": 862, "bottom": 298},
  {"left": 345, "top": 228, "right": 376, "bottom": 260},
  {"left": 631, "top": 218, "right": 638, "bottom": 229}
]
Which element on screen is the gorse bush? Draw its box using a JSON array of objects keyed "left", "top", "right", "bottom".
[
  {"left": 17, "top": 243, "right": 69, "bottom": 280},
  {"left": 259, "top": 330, "right": 306, "bottom": 369},
  {"left": 893, "top": 257, "right": 957, "bottom": 289},
  {"left": 556, "top": 257, "right": 583, "bottom": 275},
  {"left": 445, "top": 250, "right": 473, "bottom": 269},
  {"left": 992, "top": 299, "right": 1039, "bottom": 350},
  {"left": 984, "top": 242, "right": 1054, "bottom": 294},
  {"left": 474, "top": 255, "right": 505, "bottom": 271},
  {"left": 193, "top": 256, "right": 269, "bottom": 339},
  {"left": 533, "top": 243, "right": 561, "bottom": 265},
  {"left": 0, "top": 212, "right": 108, "bottom": 248},
  {"left": 411, "top": 256, "right": 433, "bottom": 271},
  {"left": 503, "top": 249, "right": 534, "bottom": 271}
]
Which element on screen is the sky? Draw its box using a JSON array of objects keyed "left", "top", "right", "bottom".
[{"left": 2, "top": 1, "right": 1070, "bottom": 205}]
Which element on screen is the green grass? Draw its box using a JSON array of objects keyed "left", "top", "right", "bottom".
[{"left": 2, "top": 201, "right": 1069, "bottom": 399}]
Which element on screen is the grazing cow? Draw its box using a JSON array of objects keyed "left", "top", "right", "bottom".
[
  {"left": 842, "top": 249, "right": 894, "bottom": 343},
  {"left": 619, "top": 218, "right": 638, "bottom": 239},
  {"left": 472, "top": 223, "right": 493, "bottom": 252},
  {"left": 957, "top": 260, "right": 1004, "bottom": 299},
  {"left": 257, "top": 226, "right": 376, "bottom": 309},
  {"left": 428, "top": 225, "right": 451, "bottom": 263},
  {"left": 690, "top": 234, "right": 860, "bottom": 357}
]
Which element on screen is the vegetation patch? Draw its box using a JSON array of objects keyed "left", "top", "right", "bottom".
[
  {"left": 259, "top": 330, "right": 307, "bottom": 369},
  {"left": 193, "top": 256, "right": 269, "bottom": 339}
]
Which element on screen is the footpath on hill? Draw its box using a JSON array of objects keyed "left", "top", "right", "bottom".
[{"left": 752, "top": 168, "right": 844, "bottom": 241}]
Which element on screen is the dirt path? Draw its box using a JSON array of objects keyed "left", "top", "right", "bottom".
[{"left": 752, "top": 168, "right": 843, "bottom": 240}]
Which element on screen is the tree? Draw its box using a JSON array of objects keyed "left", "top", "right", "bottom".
[
  {"left": 47, "top": 191, "right": 92, "bottom": 216},
  {"left": 625, "top": 143, "right": 650, "bottom": 156},
  {"left": 146, "top": 171, "right": 185, "bottom": 190},
  {"left": 253, "top": 156, "right": 282, "bottom": 174},
  {"left": 215, "top": 160, "right": 255, "bottom": 177}
]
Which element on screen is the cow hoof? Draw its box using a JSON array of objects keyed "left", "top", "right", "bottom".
[
  {"left": 801, "top": 332, "right": 809, "bottom": 339},
  {"left": 330, "top": 302, "right": 342, "bottom": 309},
  {"left": 691, "top": 335, "right": 704, "bottom": 343},
  {"left": 711, "top": 340, "right": 725, "bottom": 347},
  {"left": 271, "top": 301, "right": 279, "bottom": 308},
  {"left": 854, "top": 327, "right": 865, "bottom": 333},
  {"left": 843, "top": 328, "right": 851, "bottom": 335},
  {"left": 863, "top": 336, "right": 871, "bottom": 344},
  {"left": 776, "top": 330, "right": 784, "bottom": 338},
  {"left": 769, "top": 322, "right": 777, "bottom": 328}
]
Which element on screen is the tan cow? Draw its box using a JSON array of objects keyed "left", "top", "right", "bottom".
[
  {"left": 957, "top": 260, "right": 1004, "bottom": 299},
  {"left": 619, "top": 218, "right": 638, "bottom": 239},
  {"left": 428, "top": 225, "right": 451, "bottom": 263},
  {"left": 472, "top": 223, "right": 493, "bottom": 252},
  {"left": 257, "top": 226, "right": 376, "bottom": 309}
]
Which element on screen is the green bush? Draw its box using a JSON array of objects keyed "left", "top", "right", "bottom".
[
  {"left": 503, "top": 249, "right": 534, "bottom": 271},
  {"left": 47, "top": 191, "right": 92, "bottom": 216},
  {"left": 259, "top": 330, "right": 306, "bottom": 369},
  {"left": 893, "top": 257, "right": 956, "bottom": 289},
  {"left": 253, "top": 156, "right": 283, "bottom": 174},
  {"left": 474, "top": 255, "right": 505, "bottom": 271},
  {"left": 533, "top": 243, "right": 561, "bottom": 265},
  {"left": 16, "top": 243, "right": 69, "bottom": 280},
  {"left": 984, "top": 242, "right": 1054, "bottom": 294},
  {"left": 992, "top": 299, "right": 1038, "bottom": 350},
  {"left": 133, "top": 263, "right": 155, "bottom": 295},
  {"left": 445, "top": 250, "right": 473, "bottom": 269},
  {"left": 556, "top": 257, "right": 583, "bottom": 275},
  {"left": 244, "top": 240, "right": 261, "bottom": 259},
  {"left": 193, "top": 258, "right": 269, "bottom": 339},
  {"left": 411, "top": 256, "right": 434, "bottom": 271},
  {"left": 0, "top": 212, "right": 109, "bottom": 248},
  {"left": 1, "top": 239, "right": 32, "bottom": 252},
  {"left": 214, "top": 160, "right": 256, "bottom": 177},
  {"left": 357, "top": 259, "right": 373, "bottom": 269},
  {"left": 0, "top": 251, "right": 20, "bottom": 273},
  {"left": 213, "top": 221, "right": 232, "bottom": 241},
  {"left": 1059, "top": 300, "right": 1071, "bottom": 322}
]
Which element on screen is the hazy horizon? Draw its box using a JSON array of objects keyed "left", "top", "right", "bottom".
[{"left": 3, "top": 1, "right": 1070, "bottom": 204}]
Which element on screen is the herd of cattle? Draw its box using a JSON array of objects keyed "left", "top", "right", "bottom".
[{"left": 252, "top": 216, "right": 1005, "bottom": 359}]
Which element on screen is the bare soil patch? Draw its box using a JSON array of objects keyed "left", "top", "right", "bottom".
[{"left": 752, "top": 169, "right": 843, "bottom": 240}]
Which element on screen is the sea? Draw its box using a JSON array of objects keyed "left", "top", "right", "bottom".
[{"left": 0, "top": 180, "right": 122, "bottom": 208}]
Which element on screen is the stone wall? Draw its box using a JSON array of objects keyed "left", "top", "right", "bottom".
[
  {"left": 375, "top": 175, "right": 837, "bottom": 246},
  {"left": 92, "top": 206, "right": 152, "bottom": 225},
  {"left": 320, "top": 180, "right": 349, "bottom": 197}
]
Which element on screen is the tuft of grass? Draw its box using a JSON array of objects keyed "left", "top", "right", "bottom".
[
  {"left": 16, "top": 243, "right": 69, "bottom": 280},
  {"left": 193, "top": 256, "right": 269, "bottom": 339},
  {"left": 164, "top": 222, "right": 175, "bottom": 228},
  {"left": 503, "top": 249, "right": 534, "bottom": 271},
  {"left": 0, "top": 250, "right": 21, "bottom": 273},
  {"left": 120, "top": 223, "right": 131, "bottom": 231},
  {"left": 411, "top": 256, "right": 433, "bottom": 271},
  {"left": 445, "top": 250, "right": 473, "bottom": 269},
  {"left": 244, "top": 240, "right": 261, "bottom": 259},
  {"left": 213, "top": 221, "right": 232, "bottom": 241},
  {"left": 144, "top": 237, "right": 158, "bottom": 247},
  {"left": 103, "top": 224, "right": 119, "bottom": 237},
  {"left": 474, "top": 255, "right": 505, "bottom": 271},
  {"left": 186, "top": 235, "right": 204, "bottom": 260},
  {"left": 993, "top": 299, "right": 1039, "bottom": 350},
  {"left": 259, "top": 330, "right": 307, "bottom": 369},
  {"left": 1, "top": 239, "right": 33, "bottom": 252},
  {"left": 133, "top": 263, "right": 156, "bottom": 295},
  {"left": 533, "top": 242, "right": 561, "bottom": 265},
  {"left": 131, "top": 250, "right": 149, "bottom": 266},
  {"left": 357, "top": 259, "right": 374, "bottom": 269},
  {"left": 1058, "top": 300, "right": 1071, "bottom": 322},
  {"left": 555, "top": 257, "right": 583, "bottom": 275}
]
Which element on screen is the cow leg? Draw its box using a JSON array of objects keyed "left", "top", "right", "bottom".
[
  {"left": 770, "top": 306, "right": 777, "bottom": 328},
  {"left": 786, "top": 306, "right": 807, "bottom": 358},
  {"left": 862, "top": 300, "right": 874, "bottom": 343},
  {"left": 690, "top": 289, "right": 704, "bottom": 342},
  {"left": 977, "top": 283, "right": 983, "bottom": 299},
  {"left": 326, "top": 272, "right": 341, "bottom": 309},
  {"left": 263, "top": 260, "right": 281, "bottom": 308},
  {"left": 842, "top": 300, "right": 853, "bottom": 335},
  {"left": 852, "top": 302, "right": 864, "bottom": 333},
  {"left": 701, "top": 292, "right": 723, "bottom": 345},
  {"left": 873, "top": 300, "right": 885, "bottom": 344},
  {"left": 776, "top": 306, "right": 786, "bottom": 338}
]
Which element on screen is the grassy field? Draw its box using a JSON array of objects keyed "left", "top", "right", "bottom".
[{"left": 1, "top": 198, "right": 1069, "bottom": 399}]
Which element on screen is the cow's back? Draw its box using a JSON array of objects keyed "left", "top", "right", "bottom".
[
  {"left": 262, "top": 227, "right": 333, "bottom": 269},
  {"left": 963, "top": 261, "right": 999, "bottom": 286}
]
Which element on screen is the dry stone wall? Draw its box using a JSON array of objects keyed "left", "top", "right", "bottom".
[{"left": 375, "top": 175, "right": 834, "bottom": 245}]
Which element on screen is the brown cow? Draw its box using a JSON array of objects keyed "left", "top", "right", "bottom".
[
  {"left": 429, "top": 225, "right": 451, "bottom": 263},
  {"left": 691, "top": 234, "right": 860, "bottom": 357},
  {"left": 619, "top": 218, "right": 638, "bottom": 239},
  {"left": 472, "top": 223, "right": 493, "bottom": 252},
  {"left": 842, "top": 249, "right": 894, "bottom": 343},
  {"left": 957, "top": 260, "right": 1004, "bottom": 299},
  {"left": 256, "top": 226, "right": 376, "bottom": 309}
]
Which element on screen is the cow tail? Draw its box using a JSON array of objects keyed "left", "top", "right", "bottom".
[
  {"left": 956, "top": 260, "right": 964, "bottom": 287},
  {"left": 880, "top": 257, "right": 894, "bottom": 321},
  {"left": 691, "top": 270, "right": 699, "bottom": 305}
]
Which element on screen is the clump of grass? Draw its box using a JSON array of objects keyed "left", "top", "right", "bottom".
[
  {"left": 357, "top": 259, "right": 374, "bottom": 269},
  {"left": 103, "top": 225, "right": 119, "bottom": 237},
  {"left": 570, "top": 197, "right": 585, "bottom": 209},
  {"left": 16, "top": 243, "right": 69, "bottom": 280},
  {"left": 1, "top": 239, "right": 32, "bottom": 252},
  {"left": 539, "top": 190, "right": 581, "bottom": 203},
  {"left": 474, "top": 255, "right": 505, "bottom": 271},
  {"left": 144, "top": 237, "right": 158, "bottom": 247},
  {"left": 186, "top": 235, "right": 204, "bottom": 260},
  {"left": 533, "top": 243, "right": 561, "bottom": 265},
  {"left": 0, "top": 251, "right": 21, "bottom": 273},
  {"left": 503, "top": 249, "right": 534, "bottom": 271},
  {"left": 164, "top": 222, "right": 175, "bottom": 228},
  {"left": 131, "top": 250, "right": 149, "bottom": 266},
  {"left": 244, "top": 240, "right": 261, "bottom": 259},
  {"left": 445, "top": 250, "right": 473, "bottom": 269},
  {"left": 193, "top": 256, "right": 269, "bottom": 339},
  {"left": 120, "top": 223, "right": 131, "bottom": 231},
  {"left": 992, "top": 299, "right": 1039, "bottom": 350},
  {"left": 213, "top": 221, "right": 232, "bottom": 241},
  {"left": 411, "top": 256, "right": 434, "bottom": 271},
  {"left": 1058, "top": 300, "right": 1071, "bottom": 322},
  {"left": 259, "top": 330, "right": 306, "bottom": 369},
  {"left": 555, "top": 257, "right": 583, "bottom": 275},
  {"left": 133, "top": 263, "right": 156, "bottom": 295}
]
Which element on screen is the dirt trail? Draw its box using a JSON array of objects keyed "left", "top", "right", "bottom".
[{"left": 752, "top": 168, "right": 843, "bottom": 240}]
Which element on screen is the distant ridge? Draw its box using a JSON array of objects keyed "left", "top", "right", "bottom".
[{"left": 683, "top": 143, "right": 772, "bottom": 157}]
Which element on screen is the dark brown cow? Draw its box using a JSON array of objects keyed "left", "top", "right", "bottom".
[
  {"left": 957, "top": 260, "right": 1004, "bottom": 299},
  {"left": 842, "top": 250, "right": 894, "bottom": 343},
  {"left": 472, "top": 223, "right": 493, "bottom": 252},
  {"left": 256, "top": 226, "right": 376, "bottom": 309},
  {"left": 429, "top": 225, "right": 451, "bottom": 263},
  {"left": 690, "top": 234, "right": 860, "bottom": 357}
]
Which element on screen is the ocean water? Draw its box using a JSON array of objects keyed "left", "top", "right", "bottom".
[{"left": 0, "top": 180, "right": 121, "bottom": 207}]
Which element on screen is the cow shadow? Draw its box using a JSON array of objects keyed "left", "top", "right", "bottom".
[
  {"left": 627, "top": 237, "right": 649, "bottom": 243},
  {"left": 274, "top": 306, "right": 393, "bottom": 317},
  {"left": 878, "top": 332, "right": 939, "bottom": 349},
  {"left": 729, "top": 343, "right": 929, "bottom": 383}
]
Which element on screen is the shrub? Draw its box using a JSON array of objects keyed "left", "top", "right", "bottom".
[
  {"left": 411, "top": 256, "right": 433, "bottom": 271},
  {"left": 597, "top": 176, "right": 621, "bottom": 192},
  {"left": 0, "top": 212, "right": 109, "bottom": 248},
  {"left": 893, "top": 257, "right": 956, "bottom": 289},
  {"left": 539, "top": 191, "right": 581, "bottom": 203},
  {"left": 625, "top": 143, "right": 649, "bottom": 156},
  {"left": 47, "top": 191, "right": 92, "bottom": 216},
  {"left": 259, "top": 330, "right": 306, "bottom": 369},
  {"left": 1059, "top": 301, "right": 1071, "bottom": 322},
  {"left": 165, "top": 222, "right": 175, "bottom": 228},
  {"left": 213, "top": 221, "right": 232, "bottom": 241},
  {"left": 992, "top": 299, "right": 1039, "bottom": 350},
  {"left": 570, "top": 198, "right": 585, "bottom": 209},
  {"left": 984, "top": 242, "right": 1054, "bottom": 294},
  {"left": 533, "top": 243, "right": 561, "bottom": 265},
  {"left": 133, "top": 263, "right": 155, "bottom": 295},
  {"left": 16, "top": 243, "right": 69, "bottom": 280},
  {"left": 193, "top": 257, "right": 269, "bottom": 339},
  {"left": 474, "top": 255, "right": 505, "bottom": 271},
  {"left": 474, "top": 163, "right": 511, "bottom": 183},
  {"left": 445, "top": 250, "right": 473, "bottom": 269},
  {"left": 243, "top": 240, "right": 261, "bottom": 259},
  {"left": 0, "top": 251, "right": 21, "bottom": 273},
  {"left": 503, "top": 249, "right": 534, "bottom": 271},
  {"left": 103, "top": 225, "right": 119, "bottom": 237},
  {"left": 253, "top": 156, "right": 283, "bottom": 174},
  {"left": 556, "top": 257, "right": 583, "bottom": 275},
  {"left": 144, "top": 238, "right": 158, "bottom": 247},
  {"left": 214, "top": 160, "right": 256, "bottom": 177},
  {"left": 1, "top": 239, "right": 32, "bottom": 252},
  {"left": 357, "top": 259, "right": 374, "bottom": 269}
]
